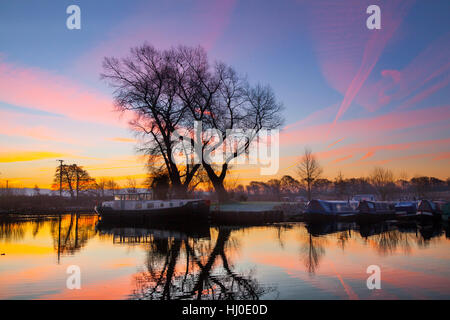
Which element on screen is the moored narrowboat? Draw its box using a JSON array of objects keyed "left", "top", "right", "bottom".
[
  {"left": 416, "top": 200, "right": 442, "bottom": 222},
  {"left": 394, "top": 201, "right": 418, "bottom": 221},
  {"left": 356, "top": 200, "right": 395, "bottom": 222},
  {"left": 95, "top": 192, "right": 210, "bottom": 224},
  {"left": 305, "top": 200, "right": 359, "bottom": 222}
]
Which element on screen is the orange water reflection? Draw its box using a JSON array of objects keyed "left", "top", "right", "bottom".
[{"left": 0, "top": 215, "right": 449, "bottom": 299}]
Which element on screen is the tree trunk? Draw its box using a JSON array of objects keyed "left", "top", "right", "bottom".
[
  {"left": 170, "top": 182, "right": 188, "bottom": 199},
  {"left": 307, "top": 183, "right": 312, "bottom": 201},
  {"left": 212, "top": 180, "right": 229, "bottom": 203},
  {"left": 203, "top": 162, "right": 229, "bottom": 203}
]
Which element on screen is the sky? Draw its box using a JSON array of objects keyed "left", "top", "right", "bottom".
[{"left": 0, "top": 0, "right": 449, "bottom": 189}]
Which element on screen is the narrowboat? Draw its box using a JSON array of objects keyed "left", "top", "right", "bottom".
[
  {"left": 394, "top": 201, "right": 418, "bottom": 221},
  {"left": 416, "top": 200, "right": 442, "bottom": 222},
  {"left": 95, "top": 193, "right": 210, "bottom": 224},
  {"left": 356, "top": 200, "right": 395, "bottom": 222},
  {"left": 305, "top": 200, "right": 359, "bottom": 222}
]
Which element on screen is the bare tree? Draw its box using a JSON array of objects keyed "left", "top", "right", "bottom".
[
  {"left": 96, "top": 178, "right": 108, "bottom": 198},
  {"left": 52, "top": 164, "right": 95, "bottom": 199},
  {"left": 369, "top": 167, "right": 395, "bottom": 201},
  {"left": 297, "top": 148, "right": 323, "bottom": 201},
  {"left": 101, "top": 44, "right": 283, "bottom": 202},
  {"left": 126, "top": 177, "right": 137, "bottom": 193},
  {"left": 101, "top": 45, "right": 202, "bottom": 198},
  {"left": 334, "top": 171, "right": 347, "bottom": 200},
  {"left": 280, "top": 175, "right": 302, "bottom": 196},
  {"left": 267, "top": 179, "right": 281, "bottom": 201},
  {"left": 106, "top": 179, "right": 119, "bottom": 196},
  {"left": 33, "top": 185, "right": 40, "bottom": 196}
]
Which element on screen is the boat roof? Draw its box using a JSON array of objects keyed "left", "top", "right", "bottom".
[{"left": 314, "top": 200, "right": 358, "bottom": 204}]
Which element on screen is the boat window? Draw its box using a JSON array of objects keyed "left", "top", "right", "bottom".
[
  {"left": 135, "top": 203, "right": 142, "bottom": 209},
  {"left": 114, "top": 195, "right": 121, "bottom": 201},
  {"left": 147, "top": 203, "right": 154, "bottom": 209},
  {"left": 170, "top": 202, "right": 173, "bottom": 207},
  {"left": 160, "top": 203, "right": 164, "bottom": 207}
]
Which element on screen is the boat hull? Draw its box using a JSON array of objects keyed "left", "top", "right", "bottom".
[
  {"left": 303, "top": 212, "right": 356, "bottom": 223},
  {"left": 395, "top": 212, "right": 419, "bottom": 222},
  {"left": 415, "top": 211, "right": 442, "bottom": 224}
]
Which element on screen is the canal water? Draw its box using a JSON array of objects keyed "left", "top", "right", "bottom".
[{"left": 0, "top": 214, "right": 449, "bottom": 299}]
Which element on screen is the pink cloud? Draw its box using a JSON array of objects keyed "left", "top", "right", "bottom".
[
  {"left": 332, "top": 155, "right": 353, "bottom": 164},
  {"left": 280, "top": 105, "right": 450, "bottom": 147},
  {"left": 327, "top": 138, "right": 345, "bottom": 149},
  {"left": 0, "top": 59, "right": 128, "bottom": 127},
  {"left": 306, "top": 0, "right": 414, "bottom": 124},
  {"left": 360, "top": 151, "right": 375, "bottom": 160},
  {"left": 0, "top": 109, "right": 80, "bottom": 144},
  {"left": 355, "top": 32, "right": 450, "bottom": 112},
  {"left": 432, "top": 152, "right": 450, "bottom": 161},
  {"left": 399, "top": 73, "right": 450, "bottom": 110}
]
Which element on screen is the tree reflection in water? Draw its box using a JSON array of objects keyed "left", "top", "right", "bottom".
[
  {"left": 298, "top": 224, "right": 328, "bottom": 275},
  {"left": 295, "top": 221, "right": 448, "bottom": 275},
  {"left": 131, "top": 227, "right": 275, "bottom": 300},
  {"left": 0, "top": 218, "right": 26, "bottom": 241},
  {"left": 1, "top": 214, "right": 448, "bottom": 297},
  {"left": 0, "top": 213, "right": 97, "bottom": 261},
  {"left": 359, "top": 222, "right": 445, "bottom": 255},
  {"left": 49, "top": 214, "right": 97, "bottom": 262}
]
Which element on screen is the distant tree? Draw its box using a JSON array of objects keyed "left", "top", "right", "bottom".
[
  {"left": 106, "top": 179, "right": 119, "bottom": 196},
  {"left": 396, "top": 175, "right": 410, "bottom": 199},
  {"left": 267, "top": 179, "right": 281, "bottom": 201},
  {"left": 369, "top": 167, "right": 395, "bottom": 201},
  {"left": 126, "top": 177, "right": 137, "bottom": 193},
  {"left": 33, "top": 185, "right": 40, "bottom": 196},
  {"left": 280, "top": 175, "right": 302, "bottom": 195},
  {"left": 410, "top": 176, "right": 442, "bottom": 199},
  {"left": 297, "top": 148, "right": 323, "bottom": 201},
  {"left": 334, "top": 171, "right": 347, "bottom": 200},
  {"left": 246, "top": 181, "right": 270, "bottom": 197},
  {"left": 234, "top": 184, "right": 247, "bottom": 201},
  {"left": 96, "top": 178, "right": 108, "bottom": 198},
  {"left": 147, "top": 171, "right": 170, "bottom": 200},
  {"left": 73, "top": 165, "right": 96, "bottom": 198},
  {"left": 347, "top": 177, "right": 373, "bottom": 196},
  {"left": 429, "top": 177, "right": 445, "bottom": 190},
  {"left": 314, "top": 178, "right": 332, "bottom": 195},
  {"left": 52, "top": 164, "right": 95, "bottom": 199}
]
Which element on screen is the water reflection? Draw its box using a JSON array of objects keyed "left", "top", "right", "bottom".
[
  {"left": 0, "top": 214, "right": 449, "bottom": 299},
  {"left": 51, "top": 214, "right": 97, "bottom": 262},
  {"left": 0, "top": 214, "right": 98, "bottom": 262},
  {"left": 97, "top": 222, "right": 274, "bottom": 300}
]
